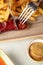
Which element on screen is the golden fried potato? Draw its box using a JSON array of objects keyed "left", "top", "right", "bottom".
[
  {"left": 32, "top": 9, "right": 41, "bottom": 17},
  {"left": 0, "top": 0, "right": 10, "bottom": 22},
  {"left": 16, "top": 0, "right": 30, "bottom": 7},
  {"left": 29, "top": 16, "right": 35, "bottom": 21},
  {"left": 10, "top": 0, "right": 43, "bottom": 22},
  {"left": 0, "top": 0, "right": 3, "bottom": 4},
  {"left": 0, "top": 18, "right": 4, "bottom": 22},
  {"left": 16, "top": 8, "right": 22, "bottom": 13},
  {"left": 31, "top": 0, "right": 38, "bottom": 2},
  {"left": 12, "top": 10, "right": 20, "bottom": 16},
  {"left": 4, "top": 7, "right": 10, "bottom": 21},
  {"left": 0, "top": 0, "right": 4, "bottom": 8},
  {"left": 38, "top": 7, "right": 43, "bottom": 14},
  {"left": 0, "top": 7, "right": 10, "bottom": 22}
]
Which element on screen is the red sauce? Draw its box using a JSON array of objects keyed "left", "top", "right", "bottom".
[
  {"left": 16, "top": 19, "right": 27, "bottom": 30},
  {"left": 0, "top": 57, "right": 6, "bottom": 65},
  {"left": 0, "top": 19, "right": 28, "bottom": 32}
]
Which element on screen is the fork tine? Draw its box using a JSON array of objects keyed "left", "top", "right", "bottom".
[
  {"left": 20, "top": 7, "right": 31, "bottom": 21},
  {"left": 19, "top": 2, "right": 38, "bottom": 24},
  {"left": 23, "top": 10, "right": 34, "bottom": 24},
  {"left": 21, "top": 8, "right": 32, "bottom": 22},
  {"left": 19, "top": 6, "right": 28, "bottom": 19}
]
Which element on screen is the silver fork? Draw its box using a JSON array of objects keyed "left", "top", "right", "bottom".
[{"left": 19, "top": 0, "right": 41, "bottom": 24}]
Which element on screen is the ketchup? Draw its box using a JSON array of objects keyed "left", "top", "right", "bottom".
[
  {"left": 16, "top": 19, "right": 27, "bottom": 30},
  {"left": 0, "top": 19, "right": 27, "bottom": 32}
]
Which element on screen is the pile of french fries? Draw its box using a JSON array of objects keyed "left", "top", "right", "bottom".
[
  {"left": 0, "top": 0, "right": 43, "bottom": 23},
  {"left": 11, "top": 0, "right": 43, "bottom": 21},
  {"left": 0, "top": 0, "right": 10, "bottom": 22}
]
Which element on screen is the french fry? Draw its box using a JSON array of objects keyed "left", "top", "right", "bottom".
[
  {"left": 0, "top": 7, "right": 10, "bottom": 22},
  {"left": 31, "top": 0, "right": 38, "bottom": 2},
  {"left": 38, "top": 7, "right": 43, "bottom": 14},
  {"left": 0, "top": 0, "right": 4, "bottom": 8},
  {"left": 4, "top": 7, "right": 10, "bottom": 21},
  {"left": 10, "top": 0, "right": 43, "bottom": 22},
  {"left": 0, "top": 3, "right": 8, "bottom": 9},
  {"left": 0, "top": 0, "right": 10, "bottom": 22},
  {"left": 16, "top": 0, "right": 29, "bottom": 7},
  {"left": 0, "top": 0, "right": 4, "bottom": 4},
  {"left": 0, "top": 18, "right": 4, "bottom": 22},
  {"left": 21, "top": 3, "right": 26, "bottom": 11},
  {"left": 21, "top": 5, "right": 25, "bottom": 11},
  {"left": 22, "top": 3, "right": 26, "bottom": 8},
  {"left": 29, "top": 16, "right": 35, "bottom": 21},
  {"left": 32, "top": 9, "right": 41, "bottom": 17},
  {"left": 12, "top": 10, "right": 20, "bottom": 16},
  {"left": 16, "top": 8, "right": 22, "bottom": 13}
]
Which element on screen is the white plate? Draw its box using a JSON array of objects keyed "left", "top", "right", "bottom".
[{"left": 0, "top": 38, "right": 43, "bottom": 65}]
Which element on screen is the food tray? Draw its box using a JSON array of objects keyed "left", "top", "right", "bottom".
[
  {"left": 0, "top": 15, "right": 43, "bottom": 41},
  {"left": 0, "top": 36, "right": 43, "bottom": 65}
]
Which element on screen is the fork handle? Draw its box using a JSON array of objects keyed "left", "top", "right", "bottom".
[
  {"left": 33, "top": 0, "right": 41, "bottom": 6},
  {"left": 37, "top": 0, "right": 41, "bottom": 2}
]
